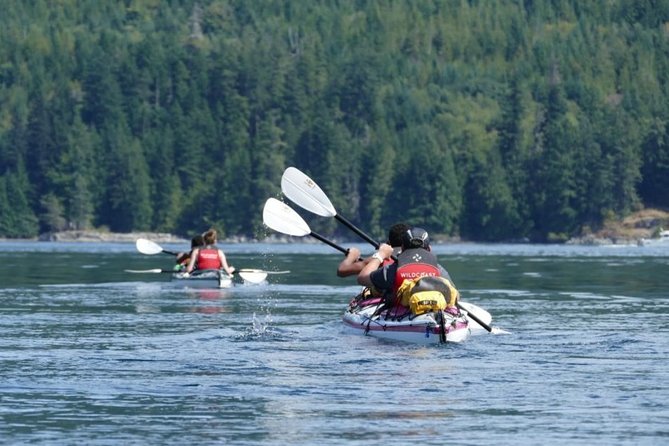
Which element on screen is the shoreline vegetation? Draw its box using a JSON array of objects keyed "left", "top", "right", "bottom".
[
  {"left": 1, "top": 209, "right": 667, "bottom": 247},
  {"left": 2, "top": 3, "right": 668, "bottom": 244}
]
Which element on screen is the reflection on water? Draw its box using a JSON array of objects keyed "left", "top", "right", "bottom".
[{"left": 182, "top": 288, "right": 233, "bottom": 314}]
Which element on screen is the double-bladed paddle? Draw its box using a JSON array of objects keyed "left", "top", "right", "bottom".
[
  {"left": 262, "top": 198, "right": 350, "bottom": 255},
  {"left": 124, "top": 267, "right": 269, "bottom": 285},
  {"left": 278, "top": 167, "right": 496, "bottom": 333}
]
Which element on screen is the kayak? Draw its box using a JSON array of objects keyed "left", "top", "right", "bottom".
[
  {"left": 171, "top": 269, "right": 233, "bottom": 289},
  {"left": 342, "top": 294, "right": 472, "bottom": 345},
  {"left": 262, "top": 196, "right": 499, "bottom": 341},
  {"left": 133, "top": 238, "right": 287, "bottom": 287}
]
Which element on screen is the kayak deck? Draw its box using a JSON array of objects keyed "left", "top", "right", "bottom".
[
  {"left": 171, "top": 270, "right": 233, "bottom": 289},
  {"left": 342, "top": 296, "right": 471, "bottom": 345}
]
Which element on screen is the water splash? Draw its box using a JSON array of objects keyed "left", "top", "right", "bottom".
[
  {"left": 492, "top": 326, "right": 513, "bottom": 335},
  {"left": 237, "top": 312, "right": 281, "bottom": 341}
]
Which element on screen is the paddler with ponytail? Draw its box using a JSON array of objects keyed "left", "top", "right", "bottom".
[{"left": 185, "top": 228, "right": 236, "bottom": 276}]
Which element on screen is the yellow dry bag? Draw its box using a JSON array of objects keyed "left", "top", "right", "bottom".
[{"left": 396, "top": 276, "right": 459, "bottom": 315}]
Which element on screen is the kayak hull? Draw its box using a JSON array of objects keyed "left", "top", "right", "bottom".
[
  {"left": 342, "top": 297, "right": 471, "bottom": 345},
  {"left": 171, "top": 270, "right": 233, "bottom": 289}
]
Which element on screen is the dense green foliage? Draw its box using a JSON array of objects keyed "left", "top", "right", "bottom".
[{"left": 1, "top": 0, "right": 668, "bottom": 242}]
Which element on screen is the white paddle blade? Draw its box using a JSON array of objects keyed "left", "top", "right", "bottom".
[
  {"left": 124, "top": 269, "right": 164, "bottom": 273},
  {"left": 459, "top": 301, "right": 493, "bottom": 329},
  {"left": 262, "top": 198, "right": 312, "bottom": 237},
  {"left": 239, "top": 269, "right": 291, "bottom": 275},
  {"left": 135, "top": 238, "right": 164, "bottom": 255},
  {"left": 238, "top": 271, "right": 268, "bottom": 284},
  {"left": 281, "top": 167, "right": 337, "bottom": 217}
]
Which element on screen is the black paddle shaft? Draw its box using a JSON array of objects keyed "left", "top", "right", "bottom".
[
  {"left": 457, "top": 302, "right": 493, "bottom": 332},
  {"left": 335, "top": 215, "right": 380, "bottom": 249},
  {"left": 334, "top": 214, "right": 397, "bottom": 261},
  {"left": 310, "top": 231, "right": 348, "bottom": 255}
]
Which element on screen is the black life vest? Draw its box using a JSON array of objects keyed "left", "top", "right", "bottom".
[{"left": 392, "top": 248, "right": 441, "bottom": 293}]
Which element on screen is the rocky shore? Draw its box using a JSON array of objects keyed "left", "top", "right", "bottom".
[
  {"left": 3, "top": 208, "right": 667, "bottom": 246},
  {"left": 32, "top": 230, "right": 302, "bottom": 244},
  {"left": 37, "top": 230, "right": 189, "bottom": 244},
  {"left": 566, "top": 208, "right": 669, "bottom": 246}
]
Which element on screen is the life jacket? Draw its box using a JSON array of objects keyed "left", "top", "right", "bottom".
[
  {"left": 392, "top": 248, "right": 441, "bottom": 293},
  {"left": 196, "top": 247, "right": 222, "bottom": 270},
  {"left": 382, "top": 247, "right": 401, "bottom": 267}
]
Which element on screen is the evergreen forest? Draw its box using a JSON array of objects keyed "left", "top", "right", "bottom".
[{"left": 1, "top": 0, "right": 669, "bottom": 242}]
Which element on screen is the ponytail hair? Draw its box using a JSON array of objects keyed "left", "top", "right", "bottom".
[{"left": 203, "top": 228, "right": 217, "bottom": 245}]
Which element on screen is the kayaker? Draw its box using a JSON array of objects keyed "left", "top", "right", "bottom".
[
  {"left": 185, "top": 228, "right": 236, "bottom": 276},
  {"left": 357, "top": 226, "right": 452, "bottom": 301},
  {"left": 174, "top": 234, "right": 205, "bottom": 271},
  {"left": 337, "top": 223, "right": 409, "bottom": 277}
]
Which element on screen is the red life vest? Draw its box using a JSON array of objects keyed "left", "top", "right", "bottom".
[
  {"left": 392, "top": 248, "right": 441, "bottom": 293},
  {"left": 196, "top": 248, "right": 222, "bottom": 270}
]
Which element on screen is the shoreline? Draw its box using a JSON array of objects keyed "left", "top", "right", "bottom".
[
  {"left": 1, "top": 231, "right": 189, "bottom": 244},
  {"left": 0, "top": 231, "right": 661, "bottom": 247},
  {"left": 37, "top": 231, "right": 189, "bottom": 244},
  {"left": 2, "top": 207, "right": 668, "bottom": 247},
  {"left": 0, "top": 231, "right": 326, "bottom": 245}
]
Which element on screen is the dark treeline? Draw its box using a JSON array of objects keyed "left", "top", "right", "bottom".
[{"left": 1, "top": 0, "right": 668, "bottom": 242}]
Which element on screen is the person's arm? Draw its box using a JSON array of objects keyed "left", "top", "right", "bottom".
[
  {"left": 219, "top": 250, "right": 235, "bottom": 275},
  {"left": 175, "top": 252, "right": 188, "bottom": 264},
  {"left": 337, "top": 247, "right": 367, "bottom": 277},
  {"left": 186, "top": 248, "right": 199, "bottom": 273},
  {"left": 357, "top": 243, "right": 394, "bottom": 287}
]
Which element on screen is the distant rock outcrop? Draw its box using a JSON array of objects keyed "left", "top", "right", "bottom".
[
  {"left": 38, "top": 230, "right": 187, "bottom": 244},
  {"left": 568, "top": 208, "right": 669, "bottom": 245}
]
